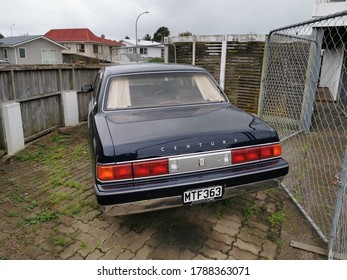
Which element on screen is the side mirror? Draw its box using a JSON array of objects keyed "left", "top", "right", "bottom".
[{"left": 81, "top": 84, "right": 93, "bottom": 93}]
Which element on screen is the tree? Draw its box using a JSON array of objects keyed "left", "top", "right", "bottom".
[
  {"left": 143, "top": 34, "right": 152, "bottom": 41},
  {"left": 153, "top": 26, "right": 170, "bottom": 43},
  {"left": 125, "top": 36, "right": 130, "bottom": 39},
  {"left": 178, "top": 31, "right": 193, "bottom": 37},
  {"left": 0, "top": 33, "right": 4, "bottom": 39}
]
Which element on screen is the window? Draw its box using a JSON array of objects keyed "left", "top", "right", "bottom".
[
  {"left": 42, "top": 49, "right": 57, "bottom": 64},
  {"left": 19, "top": 48, "right": 26, "bottom": 59},
  {"left": 77, "top": 44, "right": 85, "bottom": 53},
  {"left": 93, "top": 45, "right": 99, "bottom": 53},
  {"left": 3, "top": 48, "right": 8, "bottom": 59},
  {"left": 105, "top": 72, "right": 226, "bottom": 110},
  {"left": 140, "top": 48, "right": 148, "bottom": 55}
]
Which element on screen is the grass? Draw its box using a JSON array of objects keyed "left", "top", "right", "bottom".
[
  {"left": 268, "top": 211, "right": 285, "bottom": 227},
  {"left": 53, "top": 236, "right": 67, "bottom": 247},
  {"left": 24, "top": 210, "right": 60, "bottom": 224},
  {"left": 243, "top": 201, "right": 257, "bottom": 222}
]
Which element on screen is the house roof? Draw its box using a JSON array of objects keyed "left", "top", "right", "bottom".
[
  {"left": 120, "top": 39, "right": 163, "bottom": 47},
  {"left": 45, "top": 28, "right": 122, "bottom": 46},
  {"left": 0, "top": 35, "right": 67, "bottom": 49}
]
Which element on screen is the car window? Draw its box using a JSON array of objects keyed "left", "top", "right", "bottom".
[
  {"left": 93, "top": 71, "right": 103, "bottom": 99},
  {"left": 104, "top": 72, "right": 226, "bottom": 110}
]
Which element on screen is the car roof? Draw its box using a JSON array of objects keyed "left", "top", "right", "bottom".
[{"left": 103, "top": 63, "right": 207, "bottom": 77}]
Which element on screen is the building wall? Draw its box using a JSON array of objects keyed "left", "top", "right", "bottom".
[
  {"left": 11, "top": 38, "right": 63, "bottom": 64},
  {"left": 62, "top": 42, "right": 115, "bottom": 62},
  {"left": 314, "top": 0, "right": 347, "bottom": 17}
]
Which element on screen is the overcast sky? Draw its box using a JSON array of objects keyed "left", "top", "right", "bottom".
[{"left": 1, "top": 0, "right": 315, "bottom": 40}]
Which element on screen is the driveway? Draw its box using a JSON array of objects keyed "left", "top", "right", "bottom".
[{"left": 0, "top": 123, "right": 325, "bottom": 260}]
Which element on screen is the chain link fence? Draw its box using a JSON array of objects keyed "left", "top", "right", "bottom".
[
  {"left": 111, "top": 43, "right": 176, "bottom": 64},
  {"left": 260, "top": 11, "right": 347, "bottom": 259}
]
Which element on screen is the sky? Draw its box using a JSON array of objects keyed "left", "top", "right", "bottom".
[{"left": 0, "top": 0, "right": 315, "bottom": 41}]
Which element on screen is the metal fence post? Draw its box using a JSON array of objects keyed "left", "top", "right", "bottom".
[
  {"left": 329, "top": 145, "right": 347, "bottom": 259},
  {"left": 300, "top": 28, "right": 324, "bottom": 133},
  {"left": 219, "top": 35, "right": 227, "bottom": 90},
  {"left": 258, "top": 34, "right": 271, "bottom": 118}
]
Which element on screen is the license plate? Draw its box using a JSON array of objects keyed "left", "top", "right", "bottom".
[{"left": 183, "top": 185, "right": 223, "bottom": 204}]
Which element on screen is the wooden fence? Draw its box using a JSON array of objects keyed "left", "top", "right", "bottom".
[
  {"left": 0, "top": 65, "right": 101, "bottom": 149},
  {"left": 168, "top": 35, "right": 266, "bottom": 114}
]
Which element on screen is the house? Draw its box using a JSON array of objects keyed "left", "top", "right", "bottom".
[
  {"left": 45, "top": 28, "right": 122, "bottom": 63},
  {"left": 314, "top": 0, "right": 347, "bottom": 17},
  {"left": 118, "top": 39, "right": 164, "bottom": 63},
  {"left": 313, "top": 0, "right": 347, "bottom": 102},
  {"left": 0, "top": 35, "right": 67, "bottom": 64}
]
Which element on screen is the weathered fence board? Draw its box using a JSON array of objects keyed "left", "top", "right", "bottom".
[{"left": 0, "top": 65, "right": 101, "bottom": 149}]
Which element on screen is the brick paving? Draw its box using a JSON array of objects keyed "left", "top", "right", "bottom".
[{"left": 0, "top": 123, "right": 284, "bottom": 260}]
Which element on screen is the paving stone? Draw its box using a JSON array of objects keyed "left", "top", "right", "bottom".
[
  {"left": 204, "top": 238, "right": 231, "bottom": 254},
  {"left": 90, "top": 218, "right": 110, "bottom": 229},
  {"left": 36, "top": 252, "right": 60, "bottom": 260},
  {"left": 99, "top": 233, "right": 121, "bottom": 253},
  {"left": 127, "top": 232, "right": 152, "bottom": 253},
  {"left": 88, "top": 227, "right": 112, "bottom": 243},
  {"left": 229, "top": 246, "right": 258, "bottom": 260},
  {"left": 193, "top": 253, "right": 212, "bottom": 260},
  {"left": 60, "top": 242, "right": 81, "bottom": 259},
  {"left": 117, "top": 249, "right": 135, "bottom": 260},
  {"left": 58, "top": 215, "right": 76, "bottom": 227},
  {"left": 209, "top": 230, "right": 236, "bottom": 245},
  {"left": 150, "top": 243, "right": 180, "bottom": 260},
  {"left": 200, "top": 245, "right": 228, "bottom": 260},
  {"left": 243, "top": 225, "right": 268, "bottom": 239},
  {"left": 75, "top": 232, "right": 95, "bottom": 246},
  {"left": 72, "top": 220, "right": 94, "bottom": 233},
  {"left": 78, "top": 245, "right": 95, "bottom": 258},
  {"left": 54, "top": 224, "right": 77, "bottom": 235},
  {"left": 260, "top": 240, "right": 278, "bottom": 260},
  {"left": 233, "top": 239, "right": 261, "bottom": 256},
  {"left": 132, "top": 245, "right": 152, "bottom": 260},
  {"left": 19, "top": 245, "right": 42, "bottom": 259},
  {"left": 99, "top": 244, "right": 124, "bottom": 260},
  {"left": 237, "top": 229, "right": 264, "bottom": 245},
  {"left": 248, "top": 219, "right": 269, "bottom": 232},
  {"left": 179, "top": 249, "right": 196, "bottom": 260},
  {"left": 213, "top": 222, "right": 239, "bottom": 236},
  {"left": 79, "top": 210, "right": 100, "bottom": 223},
  {"left": 68, "top": 253, "right": 84, "bottom": 260},
  {"left": 256, "top": 192, "right": 267, "bottom": 201},
  {"left": 86, "top": 249, "right": 105, "bottom": 260},
  {"left": 223, "top": 212, "right": 243, "bottom": 224}
]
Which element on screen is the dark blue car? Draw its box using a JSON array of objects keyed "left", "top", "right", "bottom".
[{"left": 83, "top": 63, "right": 288, "bottom": 216}]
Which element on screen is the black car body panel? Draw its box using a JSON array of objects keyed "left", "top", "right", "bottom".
[{"left": 85, "top": 63, "right": 289, "bottom": 216}]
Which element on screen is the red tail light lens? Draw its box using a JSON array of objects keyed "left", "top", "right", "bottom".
[
  {"left": 133, "top": 159, "right": 168, "bottom": 178},
  {"left": 246, "top": 147, "right": 261, "bottom": 161},
  {"left": 232, "top": 149, "right": 247, "bottom": 164},
  {"left": 232, "top": 143, "right": 282, "bottom": 165}
]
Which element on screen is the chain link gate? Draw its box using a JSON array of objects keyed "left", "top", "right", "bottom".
[{"left": 259, "top": 11, "right": 347, "bottom": 259}]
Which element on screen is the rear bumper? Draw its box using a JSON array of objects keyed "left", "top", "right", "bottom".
[{"left": 95, "top": 158, "right": 288, "bottom": 216}]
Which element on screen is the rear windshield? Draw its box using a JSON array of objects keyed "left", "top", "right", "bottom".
[{"left": 104, "top": 72, "right": 227, "bottom": 110}]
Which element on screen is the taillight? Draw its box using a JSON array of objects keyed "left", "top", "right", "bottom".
[
  {"left": 133, "top": 159, "right": 168, "bottom": 178},
  {"left": 97, "top": 159, "right": 169, "bottom": 181},
  {"left": 97, "top": 163, "right": 132, "bottom": 181},
  {"left": 232, "top": 143, "right": 282, "bottom": 165}
]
